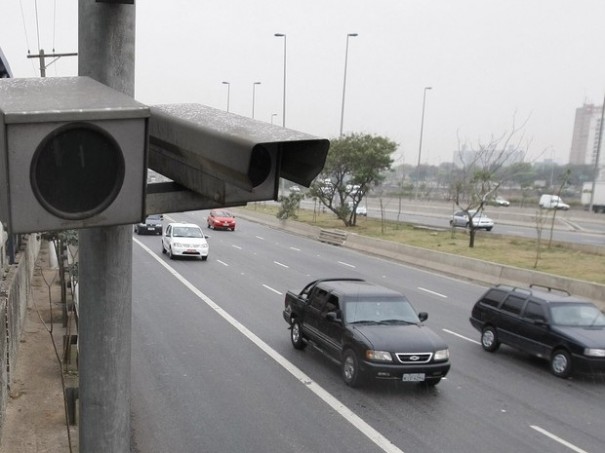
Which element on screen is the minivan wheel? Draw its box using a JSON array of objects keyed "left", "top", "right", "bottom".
[
  {"left": 551, "top": 349, "right": 572, "bottom": 378},
  {"left": 481, "top": 326, "right": 500, "bottom": 352}
]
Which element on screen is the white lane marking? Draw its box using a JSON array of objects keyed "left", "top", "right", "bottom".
[
  {"left": 338, "top": 261, "right": 356, "bottom": 268},
  {"left": 216, "top": 260, "right": 229, "bottom": 267},
  {"left": 290, "top": 247, "right": 301, "bottom": 251},
  {"left": 263, "top": 284, "right": 282, "bottom": 295},
  {"left": 256, "top": 236, "right": 264, "bottom": 240},
  {"left": 135, "top": 238, "right": 404, "bottom": 453},
  {"left": 418, "top": 287, "right": 447, "bottom": 298},
  {"left": 274, "top": 261, "right": 289, "bottom": 268},
  {"left": 442, "top": 329, "right": 481, "bottom": 345},
  {"left": 530, "top": 425, "right": 589, "bottom": 453},
  {"left": 232, "top": 245, "right": 242, "bottom": 250}
]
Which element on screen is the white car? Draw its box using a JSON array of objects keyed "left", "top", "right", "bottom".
[
  {"left": 493, "top": 196, "right": 510, "bottom": 207},
  {"left": 450, "top": 210, "right": 494, "bottom": 231},
  {"left": 162, "top": 222, "right": 209, "bottom": 260}
]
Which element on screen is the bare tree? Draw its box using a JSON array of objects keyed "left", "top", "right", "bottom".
[{"left": 450, "top": 117, "right": 530, "bottom": 247}]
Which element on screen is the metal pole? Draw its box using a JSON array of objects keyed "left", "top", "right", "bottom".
[
  {"left": 415, "top": 86, "right": 432, "bottom": 197},
  {"left": 274, "top": 33, "right": 286, "bottom": 127},
  {"left": 252, "top": 81, "right": 261, "bottom": 119},
  {"left": 339, "top": 33, "right": 358, "bottom": 137},
  {"left": 589, "top": 94, "right": 605, "bottom": 212},
  {"left": 78, "top": 2, "right": 135, "bottom": 451},
  {"left": 222, "top": 81, "right": 230, "bottom": 112}
]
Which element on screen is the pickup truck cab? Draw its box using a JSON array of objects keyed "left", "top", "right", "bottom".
[{"left": 283, "top": 278, "right": 451, "bottom": 387}]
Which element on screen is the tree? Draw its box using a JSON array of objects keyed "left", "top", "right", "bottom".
[
  {"left": 276, "top": 192, "right": 304, "bottom": 220},
  {"left": 309, "top": 133, "right": 395, "bottom": 226},
  {"left": 451, "top": 118, "right": 530, "bottom": 247}
]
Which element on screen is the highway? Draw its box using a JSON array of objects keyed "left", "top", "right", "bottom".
[
  {"left": 302, "top": 198, "right": 605, "bottom": 246},
  {"left": 130, "top": 210, "right": 605, "bottom": 453}
]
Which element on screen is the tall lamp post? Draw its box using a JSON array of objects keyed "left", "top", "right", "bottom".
[
  {"left": 415, "top": 86, "right": 432, "bottom": 197},
  {"left": 339, "top": 33, "right": 358, "bottom": 137},
  {"left": 251, "top": 81, "right": 261, "bottom": 119},
  {"left": 274, "top": 33, "right": 287, "bottom": 127},
  {"left": 222, "top": 81, "right": 231, "bottom": 112}
]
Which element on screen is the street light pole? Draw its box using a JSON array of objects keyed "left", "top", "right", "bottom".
[
  {"left": 222, "top": 81, "right": 230, "bottom": 112},
  {"left": 339, "top": 33, "right": 358, "bottom": 137},
  {"left": 252, "top": 81, "right": 261, "bottom": 119},
  {"left": 274, "top": 33, "right": 286, "bottom": 127},
  {"left": 415, "top": 86, "right": 432, "bottom": 197}
]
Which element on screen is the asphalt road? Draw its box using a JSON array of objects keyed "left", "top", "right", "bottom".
[
  {"left": 130, "top": 210, "right": 605, "bottom": 453},
  {"left": 301, "top": 198, "right": 605, "bottom": 246}
]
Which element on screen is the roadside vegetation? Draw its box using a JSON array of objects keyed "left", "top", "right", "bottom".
[{"left": 244, "top": 203, "right": 605, "bottom": 285}]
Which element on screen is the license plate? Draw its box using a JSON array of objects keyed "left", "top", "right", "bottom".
[
  {"left": 402, "top": 373, "right": 425, "bottom": 382},
  {"left": 147, "top": 227, "right": 155, "bottom": 231}
]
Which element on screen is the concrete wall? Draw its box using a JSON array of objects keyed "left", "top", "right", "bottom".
[{"left": 0, "top": 233, "right": 41, "bottom": 435}]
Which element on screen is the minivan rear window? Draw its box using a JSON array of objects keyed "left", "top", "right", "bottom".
[
  {"left": 481, "top": 289, "right": 508, "bottom": 307},
  {"left": 501, "top": 295, "right": 525, "bottom": 315}
]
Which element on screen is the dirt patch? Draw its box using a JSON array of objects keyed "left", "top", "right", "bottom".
[{"left": 0, "top": 245, "right": 78, "bottom": 452}]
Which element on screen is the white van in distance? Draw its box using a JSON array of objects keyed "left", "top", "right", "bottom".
[{"left": 539, "top": 194, "right": 570, "bottom": 210}]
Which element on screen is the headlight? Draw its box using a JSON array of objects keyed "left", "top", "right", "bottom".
[
  {"left": 433, "top": 349, "right": 449, "bottom": 361},
  {"left": 365, "top": 350, "right": 393, "bottom": 362},
  {"left": 584, "top": 348, "right": 605, "bottom": 357}
]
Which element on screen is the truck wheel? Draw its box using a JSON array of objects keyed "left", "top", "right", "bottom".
[
  {"left": 342, "top": 350, "right": 364, "bottom": 387},
  {"left": 290, "top": 321, "right": 306, "bottom": 350},
  {"left": 481, "top": 326, "right": 500, "bottom": 352},
  {"left": 551, "top": 349, "right": 572, "bottom": 378}
]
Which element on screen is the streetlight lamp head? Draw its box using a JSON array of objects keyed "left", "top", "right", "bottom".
[
  {"left": 274, "top": 33, "right": 285, "bottom": 37},
  {"left": 222, "top": 81, "right": 229, "bottom": 85},
  {"left": 425, "top": 86, "right": 432, "bottom": 90},
  {"left": 348, "top": 33, "right": 359, "bottom": 37}
]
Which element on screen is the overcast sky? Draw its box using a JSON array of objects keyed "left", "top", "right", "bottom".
[{"left": 2, "top": 0, "right": 605, "bottom": 165}]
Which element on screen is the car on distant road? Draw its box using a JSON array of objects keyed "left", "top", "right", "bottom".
[
  {"left": 348, "top": 202, "right": 367, "bottom": 216},
  {"left": 162, "top": 223, "right": 209, "bottom": 260},
  {"left": 207, "top": 209, "right": 236, "bottom": 231},
  {"left": 492, "top": 196, "right": 510, "bottom": 207},
  {"left": 134, "top": 214, "right": 163, "bottom": 235},
  {"left": 450, "top": 210, "right": 494, "bottom": 231},
  {"left": 469, "top": 284, "right": 605, "bottom": 378}
]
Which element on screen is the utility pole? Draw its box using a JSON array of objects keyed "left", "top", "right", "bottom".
[
  {"left": 589, "top": 94, "right": 605, "bottom": 212},
  {"left": 78, "top": 2, "right": 136, "bottom": 452},
  {"left": 27, "top": 49, "right": 77, "bottom": 77}
]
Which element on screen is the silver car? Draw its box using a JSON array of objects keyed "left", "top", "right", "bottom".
[
  {"left": 162, "top": 222, "right": 209, "bottom": 260},
  {"left": 450, "top": 210, "right": 494, "bottom": 231}
]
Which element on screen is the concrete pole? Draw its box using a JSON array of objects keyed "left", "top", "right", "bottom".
[{"left": 78, "top": 2, "right": 136, "bottom": 451}]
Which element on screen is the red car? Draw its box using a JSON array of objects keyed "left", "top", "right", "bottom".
[{"left": 207, "top": 209, "right": 236, "bottom": 231}]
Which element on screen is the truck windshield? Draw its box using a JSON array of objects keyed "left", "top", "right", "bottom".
[{"left": 344, "top": 299, "right": 419, "bottom": 324}]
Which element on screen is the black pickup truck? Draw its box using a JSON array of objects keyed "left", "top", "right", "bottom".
[{"left": 282, "top": 278, "right": 451, "bottom": 387}]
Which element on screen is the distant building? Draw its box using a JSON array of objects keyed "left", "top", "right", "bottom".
[{"left": 569, "top": 103, "right": 603, "bottom": 166}]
